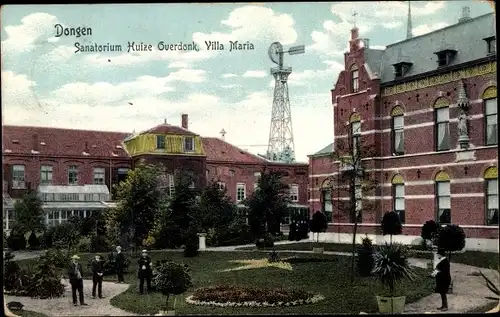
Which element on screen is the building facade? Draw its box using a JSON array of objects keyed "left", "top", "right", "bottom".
[
  {"left": 308, "top": 11, "right": 498, "bottom": 250},
  {"left": 3, "top": 114, "right": 308, "bottom": 232}
]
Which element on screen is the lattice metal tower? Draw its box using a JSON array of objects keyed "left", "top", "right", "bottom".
[{"left": 266, "top": 42, "right": 305, "bottom": 163}]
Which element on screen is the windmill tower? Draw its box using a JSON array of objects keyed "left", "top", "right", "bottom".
[{"left": 266, "top": 42, "right": 305, "bottom": 163}]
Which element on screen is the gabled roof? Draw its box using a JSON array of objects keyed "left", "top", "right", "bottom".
[
  {"left": 141, "top": 123, "right": 198, "bottom": 136},
  {"left": 309, "top": 142, "right": 334, "bottom": 157},
  {"left": 201, "top": 137, "right": 269, "bottom": 164},
  {"left": 365, "top": 12, "right": 495, "bottom": 83}
]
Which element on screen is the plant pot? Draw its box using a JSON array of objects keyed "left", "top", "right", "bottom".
[
  {"left": 313, "top": 247, "right": 324, "bottom": 254},
  {"left": 375, "top": 295, "right": 406, "bottom": 313}
]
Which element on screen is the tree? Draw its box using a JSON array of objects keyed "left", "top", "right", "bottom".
[
  {"left": 51, "top": 222, "right": 80, "bottom": 251},
  {"left": 107, "top": 162, "right": 163, "bottom": 249},
  {"left": 381, "top": 211, "right": 402, "bottom": 245},
  {"left": 437, "top": 224, "right": 466, "bottom": 263},
  {"left": 421, "top": 220, "right": 440, "bottom": 248},
  {"left": 245, "top": 169, "right": 291, "bottom": 238},
  {"left": 309, "top": 211, "right": 328, "bottom": 243},
  {"left": 13, "top": 190, "right": 45, "bottom": 235},
  {"left": 152, "top": 260, "right": 193, "bottom": 314},
  {"left": 324, "top": 135, "right": 379, "bottom": 284}
]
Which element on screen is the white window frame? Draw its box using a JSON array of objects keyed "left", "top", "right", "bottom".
[
  {"left": 393, "top": 183, "right": 405, "bottom": 224},
  {"left": 68, "top": 165, "right": 78, "bottom": 185},
  {"left": 486, "top": 178, "right": 498, "bottom": 225},
  {"left": 351, "top": 121, "right": 361, "bottom": 157},
  {"left": 156, "top": 135, "right": 166, "bottom": 149},
  {"left": 392, "top": 115, "right": 404, "bottom": 155},
  {"left": 168, "top": 174, "right": 175, "bottom": 197},
  {"left": 351, "top": 67, "right": 359, "bottom": 93},
  {"left": 12, "top": 165, "right": 26, "bottom": 189},
  {"left": 236, "top": 183, "right": 246, "bottom": 202},
  {"left": 40, "top": 165, "right": 53, "bottom": 185},
  {"left": 93, "top": 167, "right": 105, "bottom": 185},
  {"left": 184, "top": 136, "right": 195, "bottom": 152},
  {"left": 436, "top": 107, "right": 450, "bottom": 151},
  {"left": 436, "top": 181, "right": 451, "bottom": 223},
  {"left": 289, "top": 184, "right": 299, "bottom": 202},
  {"left": 485, "top": 98, "right": 497, "bottom": 145}
]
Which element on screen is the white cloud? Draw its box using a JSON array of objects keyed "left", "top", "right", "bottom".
[
  {"left": 412, "top": 22, "right": 450, "bottom": 37},
  {"left": 221, "top": 73, "right": 238, "bottom": 78},
  {"left": 242, "top": 70, "right": 266, "bottom": 78},
  {"left": 1, "top": 13, "right": 61, "bottom": 55},
  {"left": 268, "top": 60, "right": 343, "bottom": 87},
  {"left": 168, "top": 61, "right": 189, "bottom": 68},
  {"left": 220, "top": 84, "right": 242, "bottom": 89},
  {"left": 192, "top": 5, "right": 297, "bottom": 46}
]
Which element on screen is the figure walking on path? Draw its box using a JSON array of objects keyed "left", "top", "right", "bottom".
[
  {"left": 431, "top": 248, "right": 451, "bottom": 311},
  {"left": 91, "top": 254, "right": 105, "bottom": 299},
  {"left": 115, "top": 246, "right": 126, "bottom": 283},
  {"left": 138, "top": 249, "right": 153, "bottom": 295},
  {"left": 67, "top": 255, "right": 88, "bottom": 307}
]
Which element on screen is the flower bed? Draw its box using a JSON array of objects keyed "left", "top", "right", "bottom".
[{"left": 186, "top": 285, "right": 325, "bottom": 307}]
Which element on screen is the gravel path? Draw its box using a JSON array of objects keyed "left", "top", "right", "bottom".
[{"left": 5, "top": 279, "right": 137, "bottom": 316}]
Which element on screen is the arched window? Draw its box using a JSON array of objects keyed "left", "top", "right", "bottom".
[
  {"left": 484, "top": 166, "right": 498, "bottom": 225},
  {"left": 435, "top": 171, "right": 451, "bottom": 224},
  {"left": 483, "top": 86, "right": 497, "bottom": 145},
  {"left": 349, "top": 113, "right": 361, "bottom": 157},
  {"left": 434, "top": 97, "right": 450, "bottom": 151},
  {"left": 391, "top": 106, "right": 405, "bottom": 155},
  {"left": 392, "top": 174, "right": 405, "bottom": 224},
  {"left": 350, "top": 64, "right": 359, "bottom": 93}
]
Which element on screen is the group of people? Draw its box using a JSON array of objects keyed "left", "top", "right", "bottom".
[{"left": 67, "top": 246, "right": 154, "bottom": 307}]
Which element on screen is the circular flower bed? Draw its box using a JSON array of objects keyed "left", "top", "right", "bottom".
[{"left": 185, "top": 285, "right": 325, "bottom": 307}]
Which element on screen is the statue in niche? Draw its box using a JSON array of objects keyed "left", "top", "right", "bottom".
[{"left": 458, "top": 110, "right": 468, "bottom": 137}]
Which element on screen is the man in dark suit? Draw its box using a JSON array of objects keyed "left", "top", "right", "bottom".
[
  {"left": 431, "top": 248, "right": 451, "bottom": 311},
  {"left": 137, "top": 249, "right": 153, "bottom": 294},
  {"left": 67, "top": 255, "right": 88, "bottom": 306},
  {"left": 115, "top": 246, "right": 126, "bottom": 283},
  {"left": 91, "top": 255, "right": 105, "bottom": 299}
]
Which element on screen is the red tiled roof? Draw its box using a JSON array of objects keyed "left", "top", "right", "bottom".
[
  {"left": 201, "top": 137, "right": 268, "bottom": 164},
  {"left": 142, "top": 123, "right": 197, "bottom": 136},
  {"left": 2, "top": 125, "right": 269, "bottom": 164},
  {"left": 2, "top": 125, "right": 130, "bottom": 158}
]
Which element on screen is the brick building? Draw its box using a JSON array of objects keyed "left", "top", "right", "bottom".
[
  {"left": 3, "top": 114, "right": 309, "bottom": 232},
  {"left": 308, "top": 10, "right": 498, "bottom": 251}
]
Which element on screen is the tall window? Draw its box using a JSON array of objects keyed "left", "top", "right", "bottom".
[
  {"left": 321, "top": 188, "right": 333, "bottom": 223},
  {"left": 68, "top": 165, "right": 78, "bottom": 185},
  {"left": 391, "top": 106, "right": 404, "bottom": 155},
  {"left": 12, "top": 165, "right": 25, "bottom": 189},
  {"left": 40, "top": 165, "right": 53, "bottom": 185},
  {"left": 392, "top": 174, "right": 405, "bottom": 224},
  {"left": 350, "top": 113, "right": 361, "bottom": 157},
  {"left": 236, "top": 183, "right": 246, "bottom": 202},
  {"left": 484, "top": 167, "right": 499, "bottom": 225},
  {"left": 435, "top": 98, "right": 450, "bottom": 151},
  {"left": 290, "top": 184, "right": 299, "bottom": 202},
  {"left": 350, "top": 64, "right": 359, "bottom": 93},
  {"left": 483, "top": 87, "right": 497, "bottom": 145},
  {"left": 184, "top": 136, "right": 194, "bottom": 152},
  {"left": 93, "top": 168, "right": 105, "bottom": 185},
  {"left": 435, "top": 171, "right": 451, "bottom": 224},
  {"left": 156, "top": 135, "right": 166, "bottom": 149}
]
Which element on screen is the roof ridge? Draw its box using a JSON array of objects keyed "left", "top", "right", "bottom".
[
  {"left": 2, "top": 124, "right": 130, "bottom": 135},
  {"left": 203, "top": 136, "right": 270, "bottom": 163}
]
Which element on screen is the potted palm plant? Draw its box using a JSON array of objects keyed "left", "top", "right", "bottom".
[
  {"left": 372, "top": 242, "right": 415, "bottom": 314},
  {"left": 309, "top": 211, "right": 328, "bottom": 254}
]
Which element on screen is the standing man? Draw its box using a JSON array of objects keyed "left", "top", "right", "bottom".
[
  {"left": 137, "top": 250, "right": 153, "bottom": 295},
  {"left": 67, "top": 255, "right": 88, "bottom": 306},
  {"left": 91, "top": 254, "right": 105, "bottom": 299},
  {"left": 115, "top": 246, "right": 126, "bottom": 283}
]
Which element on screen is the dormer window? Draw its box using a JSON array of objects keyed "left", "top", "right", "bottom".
[
  {"left": 156, "top": 135, "right": 166, "bottom": 149},
  {"left": 392, "top": 61, "right": 413, "bottom": 79},
  {"left": 484, "top": 36, "right": 496, "bottom": 54},
  {"left": 350, "top": 64, "right": 359, "bottom": 93},
  {"left": 184, "top": 136, "right": 194, "bottom": 152},
  {"left": 434, "top": 48, "right": 457, "bottom": 67}
]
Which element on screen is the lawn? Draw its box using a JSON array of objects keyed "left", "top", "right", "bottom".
[{"left": 238, "top": 242, "right": 500, "bottom": 269}]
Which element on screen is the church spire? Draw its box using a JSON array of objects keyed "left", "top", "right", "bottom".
[{"left": 406, "top": 1, "right": 413, "bottom": 39}]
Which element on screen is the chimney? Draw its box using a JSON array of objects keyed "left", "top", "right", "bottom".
[
  {"left": 181, "top": 114, "right": 188, "bottom": 129},
  {"left": 458, "top": 6, "right": 471, "bottom": 23},
  {"left": 32, "top": 133, "right": 39, "bottom": 151}
]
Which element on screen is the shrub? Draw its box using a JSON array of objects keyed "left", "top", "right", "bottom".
[
  {"left": 309, "top": 211, "right": 328, "bottom": 243},
  {"left": 44, "top": 248, "right": 70, "bottom": 268},
  {"left": 142, "top": 235, "right": 156, "bottom": 248},
  {"left": 152, "top": 260, "right": 193, "bottom": 312},
  {"left": 356, "top": 235, "right": 374, "bottom": 277},
  {"left": 256, "top": 233, "right": 274, "bottom": 248},
  {"left": 27, "top": 253, "right": 65, "bottom": 299},
  {"left": 183, "top": 230, "right": 199, "bottom": 258},
  {"left": 76, "top": 236, "right": 92, "bottom": 253},
  {"left": 90, "top": 234, "right": 111, "bottom": 252},
  {"left": 4, "top": 232, "right": 9, "bottom": 249},
  {"left": 28, "top": 232, "right": 41, "bottom": 250},
  {"left": 3, "top": 251, "right": 33, "bottom": 296},
  {"left": 437, "top": 224, "right": 466, "bottom": 261},
  {"left": 41, "top": 228, "right": 54, "bottom": 249},
  {"left": 7, "top": 234, "right": 27, "bottom": 251},
  {"left": 288, "top": 222, "right": 297, "bottom": 241},
  {"left": 421, "top": 220, "right": 440, "bottom": 246},
  {"left": 381, "top": 211, "right": 402, "bottom": 244},
  {"left": 295, "top": 221, "right": 309, "bottom": 241},
  {"left": 268, "top": 250, "right": 280, "bottom": 263}
]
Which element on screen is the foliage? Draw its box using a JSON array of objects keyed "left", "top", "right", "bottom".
[
  {"left": 421, "top": 220, "right": 440, "bottom": 246},
  {"left": 13, "top": 190, "right": 46, "bottom": 234},
  {"left": 142, "top": 235, "right": 156, "bottom": 248},
  {"left": 44, "top": 248, "right": 71, "bottom": 268},
  {"left": 51, "top": 222, "right": 80, "bottom": 251},
  {"left": 28, "top": 232, "right": 41, "bottom": 250},
  {"left": 216, "top": 215, "right": 254, "bottom": 246},
  {"left": 7, "top": 232, "right": 27, "bottom": 251},
  {"left": 372, "top": 243, "right": 415, "bottom": 297},
  {"left": 90, "top": 234, "right": 111, "bottom": 252},
  {"left": 295, "top": 221, "right": 310, "bottom": 241},
  {"left": 69, "top": 213, "right": 107, "bottom": 237},
  {"left": 245, "top": 169, "right": 291, "bottom": 238},
  {"left": 309, "top": 211, "right": 328, "bottom": 243},
  {"left": 357, "top": 235, "right": 374, "bottom": 277},
  {"left": 437, "top": 224, "right": 466, "bottom": 260},
  {"left": 268, "top": 250, "right": 280, "bottom": 263},
  {"left": 255, "top": 232, "right": 275, "bottom": 249},
  {"left": 381, "top": 211, "right": 402, "bottom": 240},
  {"left": 183, "top": 227, "right": 199, "bottom": 257},
  {"left": 4, "top": 251, "right": 27, "bottom": 292},
  {"left": 152, "top": 260, "right": 193, "bottom": 311},
  {"left": 27, "top": 253, "right": 65, "bottom": 299},
  {"left": 3, "top": 231, "right": 8, "bottom": 249},
  {"left": 108, "top": 162, "right": 163, "bottom": 248},
  {"left": 479, "top": 266, "right": 500, "bottom": 301},
  {"left": 76, "top": 236, "right": 92, "bottom": 252}
]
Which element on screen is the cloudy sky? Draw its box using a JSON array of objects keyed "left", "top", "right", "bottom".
[{"left": 1, "top": 1, "right": 494, "bottom": 162}]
